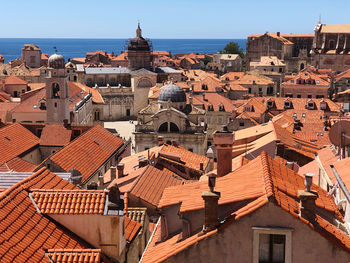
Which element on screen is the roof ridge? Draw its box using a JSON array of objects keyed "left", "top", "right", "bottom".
[
  {"left": 260, "top": 152, "right": 274, "bottom": 198},
  {"left": 31, "top": 189, "right": 108, "bottom": 193}
]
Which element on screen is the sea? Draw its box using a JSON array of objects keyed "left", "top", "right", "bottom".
[{"left": 0, "top": 38, "right": 247, "bottom": 63}]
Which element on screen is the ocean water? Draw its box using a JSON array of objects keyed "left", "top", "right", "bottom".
[{"left": 0, "top": 38, "right": 247, "bottom": 63}]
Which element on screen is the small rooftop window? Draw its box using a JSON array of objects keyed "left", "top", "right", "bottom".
[
  {"left": 4, "top": 136, "right": 10, "bottom": 141},
  {"left": 302, "top": 113, "right": 306, "bottom": 118}
]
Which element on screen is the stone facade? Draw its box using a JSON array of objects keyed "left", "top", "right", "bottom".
[{"left": 311, "top": 22, "right": 350, "bottom": 73}]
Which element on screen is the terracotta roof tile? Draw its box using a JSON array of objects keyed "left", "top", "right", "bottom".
[
  {"left": 145, "top": 152, "right": 349, "bottom": 262},
  {"left": 31, "top": 189, "right": 107, "bottom": 214},
  {"left": 46, "top": 249, "right": 102, "bottom": 263},
  {"left": 124, "top": 216, "right": 142, "bottom": 242},
  {"left": 49, "top": 125, "right": 124, "bottom": 183},
  {"left": 0, "top": 123, "right": 39, "bottom": 165},
  {"left": 130, "top": 165, "right": 185, "bottom": 207},
  {"left": 1, "top": 75, "right": 28, "bottom": 85},
  {"left": 40, "top": 124, "right": 72, "bottom": 147},
  {"left": 0, "top": 157, "right": 37, "bottom": 172},
  {"left": 0, "top": 167, "right": 86, "bottom": 262}
]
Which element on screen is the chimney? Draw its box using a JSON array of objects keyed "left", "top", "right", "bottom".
[
  {"left": 297, "top": 173, "right": 318, "bottom": 221},
  {"left": 171, "top": 140, "right": 178, "bottom": 147},
  {"left": 110, "top": 166, "right": 116, "bottom": 181},
  {"left": 202, "top": 173, "right": 220, "bottom": 231},
  {"left": 213, "top": 126, "right": 235, "bottom": 177},
  {"left": 277, "top": 32, "right": 280, "bottom": 37},
  {"left": 158, "top": 136, "right": 164, "bottom": 146},
  {"left": 98, "top": 175, "right": 104, "bottom": 187},
  {"left": 117, "top": 163, "right": 124, "bottom": 178}
]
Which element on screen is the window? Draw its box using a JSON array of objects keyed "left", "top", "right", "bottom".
[
  {"left": 259, "top": 234, "right": 285, "bottom": 263},
  {"left": 307, "top": 95, "right": 312, "bottom": 98},
  {"left": 52, "top": 83, "right": 60, "bottom": 98},
  {"left": 126, "top": 109, "right": 130, "bottom": 116},
  {"left": 239, "top": 122, "right": 244, "bottom": 127},
  {"left": 94, "top": 111, "right": 100, "bottom": 121},
  {"left": 259, "top": 88, "right": 262, "bottom": 93},
  {"left": 279, "top": 68, "right": 283, "bottom": 73},
  {"left": 290, "top": 80, "right": 294, "bottom": 83},
  {"left": 329, "top": 40, "right": 335, "bottom": 49},
  {"left": 253, "top": 227, "right": 293, "bottom": 263},
  {"left": 248, "top": 88, "right": 252, "bottom": 94},
  {"left": 54, "top": 102, "right": 57, "bottom": 108},
  {"left": 316, "top": 95, "right": 324, "bottom": 99},
  {"left": 188, "top": 148, "right": 193, "bottom": 152},
  {"left": 297, "top": 95, "right": 301, "bottom": 98}
]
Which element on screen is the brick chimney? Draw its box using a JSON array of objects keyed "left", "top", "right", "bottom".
[
  {"left": 158, "top": 136, "right": 164, "bottom": 146},
  {"left": 117, "top": 163, "right": 124, "bottom": 178},
  {"left": 297, "top": 173, "right": 318, "bottom": 221},
  {"left": 110, "top": 166, "right": 116, "bottom": 181},
  {"left": 213, "top": 126, "right": 235, "bottom": 177},
  {"left": 202, "top": 173, "right": 220, "bottom": 231}
]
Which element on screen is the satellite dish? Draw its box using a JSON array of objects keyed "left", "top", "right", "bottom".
[{"left": 329, "top": 121, "right": 350, "bottom": 147}]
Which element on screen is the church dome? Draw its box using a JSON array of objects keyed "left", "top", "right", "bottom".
[
  {"left": 159, "top": 83, "right": 186, "bottom": 103},
  {"left": 48, "top": 53, "right": 65, "bottom": 69}
]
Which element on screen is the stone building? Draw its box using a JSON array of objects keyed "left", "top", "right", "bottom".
[
  {"left": 21, "top": 44, "right": 42, "bottom": 68},
  {"left": 213, "top": 53, "right": 242, "bottom": 72},
  {"left": 281, "top": 70, "right": 330, "bottom": 98},
  {"left": 127, "top": 23, "right": 152, "bottom": 71},
  {"left": 246, "top": 32, "right": 314, "bottom": 73},
  {"left": 311, "top": 22, "right": 350, "bottom": 73},
  {"left": 135, "top": 82, "right": 207, "bottom": 155}
]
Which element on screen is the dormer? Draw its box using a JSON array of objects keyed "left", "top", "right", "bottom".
[
  {"left": 244, "top": 105, "right": 253, "bottom": 112},
  {"left": 218, "top": 104, "right": 225, "bottom": 112},
  {"left": 39, "top": 99, "right": 46, "bottom": 110},
  {"left": 207, "top": 104, "right": 214, "bottom": 111},
  {"left": 284, "top": 99, "right": 292, "bottom": 109},
  {"left": 319, "top": 99, "right": 327, "bottom": 110},
  {"left": 266, "top": 98, "right": 275, "bottom": 109},
  {"left": 201, "top": 84, "right": 208, "bottom": 90},
  {"left": 306, "top": 99, "right": 315, "bottom": 110}
]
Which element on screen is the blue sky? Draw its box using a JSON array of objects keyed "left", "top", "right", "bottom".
[{"left": 1, "top": 0, "right": 350, "bottom": 38}]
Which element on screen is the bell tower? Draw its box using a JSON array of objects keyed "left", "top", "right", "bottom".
[{"left": 46, "top": 53, "right": 70, "bottom": 123}]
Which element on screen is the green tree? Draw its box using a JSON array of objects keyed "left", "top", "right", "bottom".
[{"left": 220, "top": 41, "right": 244, "bottom": 58}]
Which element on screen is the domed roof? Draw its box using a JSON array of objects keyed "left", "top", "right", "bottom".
[
  {"left": 159, "top": 83, "right": 186, "bottom": 103},
  {"left": 48, "top": 53, "right": 65, "bottom": 69}
]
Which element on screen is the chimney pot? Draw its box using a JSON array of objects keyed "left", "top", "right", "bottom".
[
  {"left": 117, "top": 163, "right": 124, "bottom": 178},
  {"left": 110, "top": 166, "right": 116, "bottom": 181}
]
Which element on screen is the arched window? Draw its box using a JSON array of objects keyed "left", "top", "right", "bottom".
[
  {"left": 158, "top": 122, "right": 168, "bottom": 132},
  {"left": 329, "top": 40, "right": 335, "bottom": 49},
  {"left": 52, "top": 83, "right": 60, "bottom": 98},
  {"left": 300, "top": 63, "right": 305, "bottom": 70},
  {"left": 170, "top": 122, "right": 179, "bottom": 132}
]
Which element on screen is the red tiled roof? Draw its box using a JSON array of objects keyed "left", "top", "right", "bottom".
[
  {"left": 191, "top": 93, "right": 236, "bottom": 112},
  {"left": 160, "top": 144, "right": 209, "bottom": 171},
  {"left": 0, "top": 167, "right": 87, "bottom": 262},
  {"left": 69, "top": 82, "right": 104, "bottom": 104},
  {"left": 10, "top": 88, "right": 46, "bottom": 114},
  {"left": 0, "top": 123, "right": 39, "bottom": 165},
  {"left": 282, "top": 71, "right": 330, "bottom": 86},
  {"left": 46, "top": 249, "right": 102, "bottom": 263},
  {"left": 40, "top": 124, "right": 72, "bottom": 147},
  {"left": 31, "top": 189, "right": 107, "bottom": 214},
  {"left": 221, "top": 72, "right": 274, "bottom": 85},
  {"left": 144, "top": 152, "right": 349, "bottom": 262},
  {"left": 129, "top": 165, "right": 185, "bottom": 207},
  {"left": 48, "top": 125, "right": 124, "bottom": 183},
  {"left": 1, "top": 75, "right": 28, "bottom": 85},
  {"left": 124, "top": 216, "right": 142, "bottom": 242},
  {"left": 0, "top": 157, "right": 37, "bottom": 172},
  {"left": 0, "top": 102, "right": 19, "bottom": 122}
]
